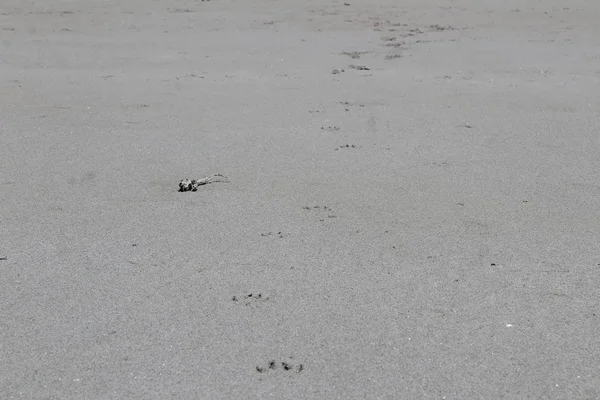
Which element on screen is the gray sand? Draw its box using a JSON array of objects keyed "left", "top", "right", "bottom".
[{"left": 1, "top": 0, "right": 600, "bottom": 398}]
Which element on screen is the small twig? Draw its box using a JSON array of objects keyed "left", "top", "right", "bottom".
[{"left": 179, "top": 174, "right": 229, "bottom": 192}]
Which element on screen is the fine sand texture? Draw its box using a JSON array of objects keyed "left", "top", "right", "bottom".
[{"left": 1, "top": 0, "right": 600, "bottom": 398}]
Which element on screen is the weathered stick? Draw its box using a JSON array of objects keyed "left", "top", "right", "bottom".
[{"left": 179, "top": 174, "right": 229, "bottom": 192}]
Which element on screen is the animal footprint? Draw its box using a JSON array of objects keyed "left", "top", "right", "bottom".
[
  {"left": 261, "top": 231, "right": 287, "bottom": 239},
  {"left": 335, "top": 144, "right": 359, "bottom": 150},
  {"left": 232, "top": 293, "right": 269, "bottom": 306},
  {"left": 422, "top": 161, "right": 449, "bottom": 167},
  {"left": 339, "top": 101, "right": 364, "bottom": 108},
  {"left": 339, "top": 101, "right": 365, "bottom": 111},
  {"left": 340, "top": 51, "right": 368, "bottom": 59},
  {"left": 348, "top": 64, "right": 370, "bottom": 71},
  {"left": 256, "top": 359, "right": 304, "bottom": 373},
  {"left": 302, "top": 205, "right": 337, "bottom": 222}
]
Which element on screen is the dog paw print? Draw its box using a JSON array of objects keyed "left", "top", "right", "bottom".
[
  {"left": 399, "top": 28, "right": 424, "bottom": 37},
  {"left": 423, "top": 160, "right": 449, "bottom": 167},
  {"left": 339, "top": 101, "right": 365, "bottom": 108},
  {"left": 256, "top": 359, "right": 304, "bottom": 374},
  {"left": 261, "top": 231, "right": 287, "bottom": 239},
  {"left": 335, "top": 144, "right": 360, "bottom": 150},
  {"left": 339, "top": 101, "right": 365, "bottom": 111},
  {"left": 340, "top": 51, "right": 368, "bottom": 59},
  {"left": 302, "top": 205, "right": 337, "bottom": 222},
  {"left": 232, "top": 293, "right": 269, "bottom": 306}
]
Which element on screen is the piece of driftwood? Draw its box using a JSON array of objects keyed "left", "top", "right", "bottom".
[{"left": 178, "top": 174, "right": 229, "bottom": 192}]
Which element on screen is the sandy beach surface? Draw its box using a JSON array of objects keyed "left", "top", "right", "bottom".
[{"left": 1, "top": 0, "right": 600, "bottom": 398}]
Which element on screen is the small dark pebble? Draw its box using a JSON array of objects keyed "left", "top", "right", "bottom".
[
  {"left": 282, "top": 362, "right": 292, "bottom": 370},
  {"left": 256, "top": 366, "right": 264, "bottom": 373},
  {"left": 297, "top": 364, "right": 304, "bottom": 372},
  {"left": 232, "top": 296, "right": 238, "bottom": 301},
  {"left": 0, "top": 257, "right": 7, "bottom": 261},
  {"left": 269, "top": 360, "right": 277, "bottom": 369},
  {"left": 491, "top": 263, "right": 496, "bottom": 266}
]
